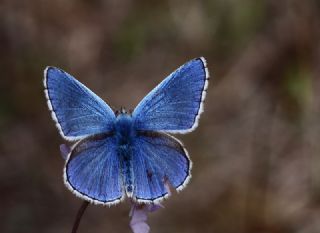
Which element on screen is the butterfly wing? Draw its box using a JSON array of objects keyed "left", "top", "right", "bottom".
[
  {"left": 64, "top": 133, "right": 124, "bottom": 205},
  {"left": 44, "top": 67, "right": 116, "bottom": 141},
  {"left": 132, "top": 57, "right": 209, "bottom": 133},
  {"left": 131, "top": 132, "right": 191, "bottom": 203}
]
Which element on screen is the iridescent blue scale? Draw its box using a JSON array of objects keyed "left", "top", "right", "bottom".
[{"left": 44, "top": 57, "right": 209, "bottom": 205}]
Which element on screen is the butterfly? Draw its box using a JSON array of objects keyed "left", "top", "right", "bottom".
[{"left": 44, "top": 57, "right": 209, "bottom": 205}]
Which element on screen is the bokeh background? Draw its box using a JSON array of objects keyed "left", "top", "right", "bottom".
[{"left": 1, "top": 0, "right": 320, "bottom": 232}]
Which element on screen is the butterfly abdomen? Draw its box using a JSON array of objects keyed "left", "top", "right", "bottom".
[{"left": 115, "top": 113, "right": 135, "bottom": 197}]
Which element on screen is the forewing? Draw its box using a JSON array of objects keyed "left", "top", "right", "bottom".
[
  {"left": 131, "top": 132, "right": 191, "bottom": 203},
  {"left": 44, "top": 67, "right": 116, "bottom": 141},
  {"left": 64, "top": 134, "right": 124, "bottom": 205},
  {"left": 132, "top": 57, "right": 209, "bottom": 133}
]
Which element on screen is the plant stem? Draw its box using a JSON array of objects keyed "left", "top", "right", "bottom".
[{"left": 71, "top": 201, "right": 90, "bottom": 233}]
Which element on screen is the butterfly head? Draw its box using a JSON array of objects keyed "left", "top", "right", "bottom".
[
  {"left": 115, "top": 107, "right": 126, "bottom": 116},
  {"left": 120, "top": 107, "right": 127, "bottom": 114},
  {"left": 115, "top": 107, "right": 133, "bottom": 116}
]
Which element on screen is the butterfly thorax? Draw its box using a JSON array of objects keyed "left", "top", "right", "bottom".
[
  {"left": 115, "top": 113, "right": 135, "bottom": 145},
  {"left": 115, "top": 113, "right": 135, "bottom": 196}
]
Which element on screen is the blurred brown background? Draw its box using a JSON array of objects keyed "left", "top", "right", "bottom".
[{"left": 1, "top": 0, "right": 320, "bottom": 232}]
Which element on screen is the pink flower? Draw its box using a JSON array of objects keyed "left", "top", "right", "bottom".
[{"left": 129, "top": 182, "right": 171, "bottom": 233}]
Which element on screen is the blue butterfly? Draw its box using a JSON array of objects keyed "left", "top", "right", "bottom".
[{"left": 44, "top": 58, "right": 209, "bottom": 205}]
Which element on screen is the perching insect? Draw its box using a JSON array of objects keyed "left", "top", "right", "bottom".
[{"left": 44, "top": 58, "right": 209, "bottom": 205}]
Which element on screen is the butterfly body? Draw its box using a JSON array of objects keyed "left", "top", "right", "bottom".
[
  {"left": 44, "top": 57, "right": 209, "bottom": 205},
  {"left": 115, "top": 112, "right": 135, "bottom": 196}
]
